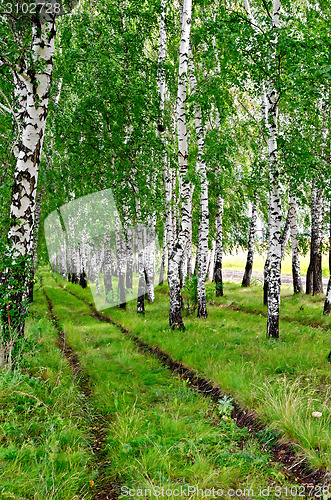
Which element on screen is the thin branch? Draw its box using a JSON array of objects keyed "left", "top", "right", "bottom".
[
  {"left": 261, "top": 0, "right": 272, "bottom": 19},
  {"left": 237, "top": 97, "right": 268, "bottom": 146}
]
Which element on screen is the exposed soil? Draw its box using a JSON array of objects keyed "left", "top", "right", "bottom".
[
  {"left": 40, "top": 280, "right": 120, "bottom": 500},
  {"left": 53, "top": 276, "right": 330, "bottom": 489}
]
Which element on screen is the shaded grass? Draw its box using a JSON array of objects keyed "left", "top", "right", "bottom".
[
  {"left": 0, "top": 283, "right": 93, "bottom": 499},
  {"left": 43, "top": 270, "right": 298, "bottom": 497},
  {"left": 55, "top": 274, "right": 331, "bottom": 472}
]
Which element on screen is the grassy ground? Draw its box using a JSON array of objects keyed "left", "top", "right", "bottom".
[
  {"left": 223, "top": 251, "right": 330, "bottom": 277},
  {"left": 56, "top": 273, "right": 331, "bottom": 472},
  {"left": 1, "top": 269, "right": 329, "bottom": 498},
  {"left": 41, "top": 270, "right": 298, "bottom": 499},
  {"left": 0, "top": 281, "right": 93, "bottom": 499}
]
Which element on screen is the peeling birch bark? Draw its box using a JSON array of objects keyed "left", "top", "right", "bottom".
[{"left": 0, "top": 18, "right": 56, "bottom": 350}]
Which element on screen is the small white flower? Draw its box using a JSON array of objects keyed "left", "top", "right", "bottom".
[{"left": 312, "top": 411, "right": 322, "bottom": 418}]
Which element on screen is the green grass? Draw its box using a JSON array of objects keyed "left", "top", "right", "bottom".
[
  {"left": 0, "top": 283, "right": 93, "bottom": 499},
  {"left": 55, "top": 274, "right": 331, "bottom": 472},
  {"left": 40, "top": 270, "right": 299, "bottom": 498}
]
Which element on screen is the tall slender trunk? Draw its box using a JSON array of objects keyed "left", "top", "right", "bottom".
[
  {"left": 103, "top": 233, "right": 113, "bottom": 302},
  {"left": 115, "top": 215, "right": 126, "bottom": 309},
  {"left": 265, "top": 1, "right": 282, "bottom": 339},
  {"left": 157, "top": 0, "right": 173, "bottom": 286},
  {"left": 265, "top": 91, "right": 281, "bottom": 337},
  {"left": 243, "top": 0, "right": 282, "bottom": 337},
  {"left": 289, "top": 194, "right": 303, "bottom": 294},
  {"left": 280, "top": 207, "right": 291, "bottom": 259},
  {"left": 324, "top": 202, "right": 331, "bottom": 314},
  {"left": 188, "top": 49, "right": 209, "bottom": 318},
  {"left": 145, "top": 221, "right": 156, "bottom": 302},
  {"left": 306, "top": 183, "right": 324, "bottom": 295},
  {"left": 207, "top": 240, "right": 216, "bottom": 282},
  {"left": 137, "top": 223, "right": 145, "bottom": 314},
  {"left": 242, "top": 203, "right": 257, "bottom": 287},
  {"left": 214, "top": 194, "right": 223, "bottom": 297},
  {"left": 168, "top": 0, "right": 192, "bottom": 330},
  {"left": 312, "top": 188, "right": 324, "bottom": 295},
  {"left": 159, "top": 228, "right": 167, "bottom": 285}
]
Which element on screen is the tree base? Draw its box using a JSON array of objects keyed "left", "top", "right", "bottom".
[{"left": 267, "top": 315, "right": 279, "bottom": 338}]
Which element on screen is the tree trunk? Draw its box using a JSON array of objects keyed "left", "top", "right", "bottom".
[
  {"left": 28, "top": 188, "right": 44, "bottom": 302},
  {"left": 159, "top": 229, "right": 166, "bottom": 285},
  {"left": 214, "top": 194, "right": 223, "bottom": 297},
  {"left": 144, "top": 223, "right": 156, "bottom": 302},
  {"left": 280, "top": 207, "right": 291, "bottom": 259},
  {"left": 242, "top": 203, "right": 257, "bottom": 287},
  {"left": 289, "top": 194, "right": 303, "bottom": 293},
  {"left": 264, "top": 63, "right": 282, "bottom": 338},
  {"left": 137, "top": 224, "right": 145, "bottom": 314},
  {"left": 208, "top": 240, "right": 216, "bottom": 282},
  {"left": 188, "top": 49, "right": 209, "bottom": 318},
  {"left": 306, "top": 183, "right": 324, "bottom": 295},
  {"left": 324, "top": 202, "right": 331, "bottom": 314},
  {"left": 0, "top": 18, "right": 56, "bottom": 360},
  {"left": 168, "top": 0, "right": 192, "bottom": 330},
  {"left": 103, "top": 233, "right": 113, "bottom": 302}
]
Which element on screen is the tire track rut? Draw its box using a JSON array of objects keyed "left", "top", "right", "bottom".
[{"left": 40, "top": 279, "right": 120, "bottom": 500}]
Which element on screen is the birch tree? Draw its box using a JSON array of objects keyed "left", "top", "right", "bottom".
[
  {"left": 289, "top": 194, "right": 303, "bottom": 294},
  {"left": 168, "top": 0, "right": 192, "bottom": 329},
  {"left": 242, "top": 202, "right": 257, "bottom": 287},
  {"left": 188, "top": 50, "right": 209, "bottom": 318},
  {"left": 0, "top": 11, "right": 57, "bottom": 362}
]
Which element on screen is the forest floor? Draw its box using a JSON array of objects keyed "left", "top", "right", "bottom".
[{"left": 0, "top": 269, "right": 330, "bottom": 499}]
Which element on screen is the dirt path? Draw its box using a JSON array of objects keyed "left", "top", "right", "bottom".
[
  {"left": 40, "top": 279, "right": 119, "bottom": 500},
  {"left": 222, "top": 269, "right": 329, "bottom": 290},
  {"left": 51, "top": 273, "right": 329, "bottom": 488}
]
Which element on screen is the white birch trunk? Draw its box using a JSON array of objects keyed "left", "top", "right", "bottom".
[
  {"left": 242, "top": 203, "right": 257, "bottom": 287},
  {"left": 103, "top": 233, "right": 113, "bottom": 302},
  {"left": 280, "top": 207, "right": 291, "bottom": 259},
  {"left": 0, "top": 19, "right": 56, "bottom": 353},
  {"left": 168, "top": 0, "right": 192, "bottom": 329},
  {"left": 9, "top": 20, "right": 56, "bottom": 258},
  {"left": 208, "top": 240, "right": 216, "bottom": 282},
  {"left": 243, "top": 0, "right": 282, "bottom": 337},
  {"left": 188, "top": 49, "right": 209, "bottom": 318},
  {"left": 306, "top": 184, "right": 324, "bottom": 295},
  {"left": 289, "top": 194, "right": 303, "bottom": 294},
  {"left": 214, "top": 194, "right": 223, "bottom": 296},
  {"left": 115, "top": 213, "right": 126, "bottom": 307},
  {"left": 159, "top": 228, "right": 167, "bottom": 285},
  {"left": 324, "top": 202, "right": 331, "bottom": 314},
  {"left": 265, "top": 0, "right": 282, "bottom": 338}
]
